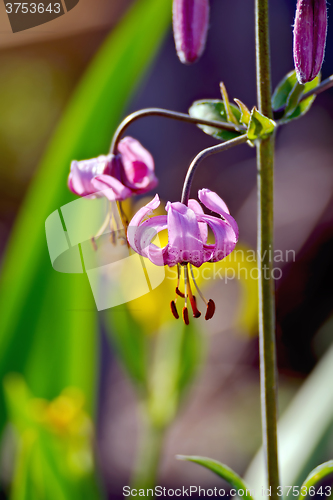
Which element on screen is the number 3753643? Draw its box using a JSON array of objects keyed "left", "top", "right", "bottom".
[{"left": 5, "top": 3, "right": 61, "bottom": 14}]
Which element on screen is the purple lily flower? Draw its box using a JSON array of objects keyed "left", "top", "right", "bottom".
[
  {"left": 293, "top": 0, "right": 327, "bottom": 84},
  {"left": 127, "top": 188, "right": 238, "bottom": 323},
  {"left": 173, "top": 0, "right": 210, "bottom": 64},
  {"left": 68, "top": 137, "right": 158, "bottom": 201}
]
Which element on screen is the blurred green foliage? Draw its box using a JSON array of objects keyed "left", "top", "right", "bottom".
[{"left": 0, "top": 0, "right": 172, "bottom": 495}]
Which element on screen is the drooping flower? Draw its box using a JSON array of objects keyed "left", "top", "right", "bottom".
[
  {"left": 293, "top": 0, "right": 327, "bottom": 84},
  {"left": 172, "top": 0, "right": 210, "bottom": 64},
  {"left": 68, "top": 136, "right": 158, "bottom": 201},
  {"left": 127, "top": 188, "right": 238, "bottom": 323}
]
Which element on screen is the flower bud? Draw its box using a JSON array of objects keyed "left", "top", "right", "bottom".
[
  {"left": 293, "top": 0, "right": 327, "bottom": 84},
  {"left": 172, "top": 0, "right": 210, "bottom": 64}
]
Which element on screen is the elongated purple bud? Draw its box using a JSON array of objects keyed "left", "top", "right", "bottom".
[
  {"left": 172, "top": 0, "right": 210, "bottom": 64},
  {"left": 293, "top": 0, "right": 327, "bottom": 84}
]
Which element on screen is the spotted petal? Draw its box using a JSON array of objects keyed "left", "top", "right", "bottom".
[{"left": 165, "top": 201, "right": 204, "bottom": 267}]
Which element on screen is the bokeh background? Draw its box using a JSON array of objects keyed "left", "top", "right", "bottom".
[{"left": 1, "top": 0, "right": 333, "bottom": 498}]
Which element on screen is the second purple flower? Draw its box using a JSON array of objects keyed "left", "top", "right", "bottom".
[{"left": 68, "top": 137, "right": 158, "bottom": 201}]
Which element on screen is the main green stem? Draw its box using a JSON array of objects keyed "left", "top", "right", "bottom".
[{"left": 255, "top": 0, "right": 280, "bottom": 496}]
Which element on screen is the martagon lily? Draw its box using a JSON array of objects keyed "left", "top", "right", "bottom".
[
  {"left": 68, "top": 136, "right": 158, "bottom": 248},
  {"left": 127, "top": 188, "right": 238, "bottom": 324},
  {"left": 68, "top": 136, "right": 158, "bottom": 201}
]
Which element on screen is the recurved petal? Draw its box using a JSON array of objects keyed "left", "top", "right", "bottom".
[
  {"left": 92, "top": 175, "right": 132, "bottom": 201},
  {"left": 118, "top": 137, "right": 154, "bottom": 173},
  {"left": 68, "top": 155, "right": 111, "bottom": 197},
  {"left": 166, "top": 201, "right": 204, "bottom": 267},
  {"left": 198, "top": 188, "right": 239, "bottom": 241},
  {"left": 134, "top": 215, "right": 168, "bottom": 266},
  {"left": 118, "top": 136, "right": 158, "bottom": 193},
  {"left": 127, "top": 194, "right": 161, "bottom": 253},
  {"left": 198, "top": 214, "right": 238, "bottom": 262}
]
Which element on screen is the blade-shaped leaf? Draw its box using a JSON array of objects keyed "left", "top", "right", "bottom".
[
  {"left": 284, "top": 81, "right": 305, "bottom": 118},
  {"left": 272, "top": 70, "right": 320, "bottom": 123},
  {"left": 220, "top": 83, "right": 239, "bottom": 126},
  {"left": 299, "top": 461, "right": 333, "bottom": 500},
  {"left": 177, "top": 455, "right": 256, "bottom": 500},
  {"left": 0, "top": 0, "right": 172, "bottom": 431},
  {"left": 189, "top": 100, "right": 243, "bottom": 141},
  {"left": 244, "top": 342, "right": 333, "bottom": 489},
  {"left": 234, "top": 99, "right": 251, "bottom": 126}
]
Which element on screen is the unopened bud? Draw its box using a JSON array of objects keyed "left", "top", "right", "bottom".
[
  {"left": 293, "top": 0, "right": 327, "bottom": 84},
  {"left": 172, "top": 0, "right": 210, "bottom": 64}
]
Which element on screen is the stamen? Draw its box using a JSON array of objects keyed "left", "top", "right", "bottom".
[
  {"left": 117, "top": 201, "right": 129, "bottom": 229},
  {"left": 91, "top": 211, "right": 111, "bottom": 250},
  {"left": 182, "top": 307, "right": 189, "bottom": 325},
  {"left": 189, "top": 264, "right": 208, "bottom": 305},
  {"left": 185, "top": 265, "right": 201, "bottom": 318},
  {"left": 175, "top": 264, "right": 185, "bottom": 297},
  {"left": 176, "top": 287, "right": 185, "bottom": 298},
  {"left": 91, "top": 237, "right": 98, "bottom": 251},
  {"left": 170, "top": 300, "right": 179, "bottom": 319},
  {"left": 205, "top": 299, "right": 216, "bottom": 320},
  {"left": 110, "top": 212, "right": 117, "bottom": 245}
]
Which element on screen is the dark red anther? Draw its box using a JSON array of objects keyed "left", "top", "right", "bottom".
[
  {"left": 170, "top": 300, "right": 179, "bottom": 319},
  {"left": 176, "top": 287, "right": 185, "bottom": 298},
  {"left": 189, "top": 294, "right": 201, "bottom": 318},
  {"left": 205, "top": 299, "right": 215, "bottom": 320},
  {"left": 182, "top": 306, "right": 190, "bottom": 325}
]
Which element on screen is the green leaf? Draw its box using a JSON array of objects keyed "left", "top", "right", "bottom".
[
  {"left": 244, "top": 341, "right": 333, "bottom": 490},
  {"left": 247, "top": 107, "right": 276, "bottom": 141},
  {"left": 0, "top": 0, "right": 172, "bottom": 432},
  {"left": 272, "top": 70, "right": 320, "bottom": 122},
  {"left": 234, "top": 99, "right": 251, "bottom": 126},
  {"left": 177, "top": 456, "right": 256, "bottom": 500},
  {"left": 220, "top": 83, "right": 239, "bottom": 126},
  {"left": 284, "top": 81, "right": 305, "bottom": 118},
  {"left": 189, "top": 100, "right": 243, "bottom": 141},
  {"left": 299, "top": 461, "right": 333, "bottom": 500}
]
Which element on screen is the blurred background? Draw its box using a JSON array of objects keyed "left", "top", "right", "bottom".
[{"left": 1, "top": 0, "right": 333, "bottom": 498}]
